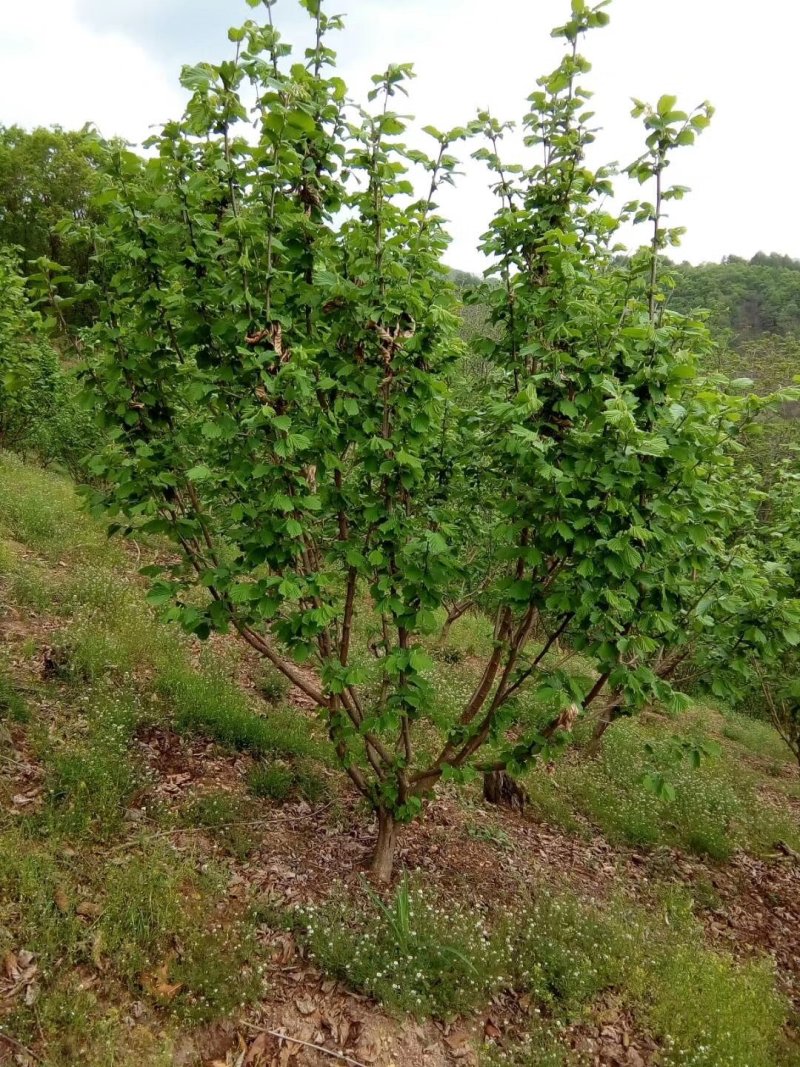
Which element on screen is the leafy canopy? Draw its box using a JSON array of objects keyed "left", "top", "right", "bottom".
[{"left": 74, "top": 0, "right": 799, "bottom": 872}]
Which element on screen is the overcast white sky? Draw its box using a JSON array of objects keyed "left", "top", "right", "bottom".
[{"left": 1, "top": 0, "right": 797, "bottom": 273}]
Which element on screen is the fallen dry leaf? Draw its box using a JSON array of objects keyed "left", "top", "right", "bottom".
[
  {"left": 444, "top": 1029, "right": 470, "bottom": 1051},
  {"left": 484, "top": 1018, "right": 502, "bottom": 1040},
  {"left": 243, "top": 1031, "right": 270, "bottom": 1066},
  {"left": 76, "top": 900, "right": 103, "bottom": 920},
  {"left": 141, "top": 959, "right": 183, "bottom": 1001},
  {"left": 294, "top": 995, "right": 316, "bottom": 1016}
]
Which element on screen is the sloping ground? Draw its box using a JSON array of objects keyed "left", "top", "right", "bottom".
[{"left": 0, "top": 453, "right": 799, "bottom": 1067}]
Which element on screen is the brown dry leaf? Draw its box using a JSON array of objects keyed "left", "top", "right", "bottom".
[
  {"left": 484, "top": 1018, "right": 502, "bottom": 1040},
  {"left": 278, "top": 1045, "right": 296, "bottom": 1067},
  {"left": 244, "top": 1033, "right": 270, "bottom": 1066},
  {"left": 91, "top": 931, "right": 106, "bottom": 970},
  {"left": 76, "top": 900, "right": 102, "bottom": 920},
  {"left": 3, "top": 950, "right": 18, "bottom": 980},
  {"left": 337, "top": 1017, "right": 351, "bottom": 1047},
  {"left": 294, "top": 996, "right": 316, "bottom": 1016},
  {"left": 354, "top": 1033, "right": 381, "bottom": 1064},
  {"left": 444, "top": 1029, "right": 470, "bottom": 1052},
  {"left": 270, "top": 933, "right": 296, "bottom": 966},
  {"left": 141, "top": 959, "right": 183, "bottom": 1001}
]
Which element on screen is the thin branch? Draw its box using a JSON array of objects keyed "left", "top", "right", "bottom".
[
  {"left": 235, "top": 622, "right": 326, "bottom": 705},
  {"left": 0, "top": 1032, "right": 42, "bottom": 1063},
  {"left": 243, "top": 1022, "right": 369, "bottom": 1067}
]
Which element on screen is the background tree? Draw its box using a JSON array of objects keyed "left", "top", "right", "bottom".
[
  {"left": 0, "top": 248, "right": 97, "bottom": 475},
  {"left": 670, "top": 252, "right": 800, "bottom": 341},
  {"left": 0, "top": 124, "right": 104, "bottom": 326}
]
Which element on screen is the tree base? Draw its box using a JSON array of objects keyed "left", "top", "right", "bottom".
[
  {"left": 369, "top": 809, "right": 398, "bottom": 883},
  {"left": 483, "top": 769, "right": 529, "bottom": 812}
]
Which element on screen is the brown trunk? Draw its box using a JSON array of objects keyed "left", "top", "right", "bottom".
[
  {"left": 483, "top": 769, "right": 529, "bottom": 812},
  {"left": 369, "top": 808, "right": 398, "bottom": 883}
]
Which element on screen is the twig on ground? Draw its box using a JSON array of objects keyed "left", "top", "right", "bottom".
[
  {"left": 243, "top": 1022, "right": 368, "bottom": 1067},
  {"left": 0, "top": 1029, "right": 42, "bottom": 1062},
  {"left": 109, "top": 800, "right": 338, "bottom": 853}
]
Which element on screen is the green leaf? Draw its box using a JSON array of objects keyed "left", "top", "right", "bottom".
[
  {"left": 180, "top": 64, "right": 214, "bottom": 92},
  {"left": 186, "top": 465, "right": 213, "bottom": 482},
  {"left": 657, "top": 94, "right": 678, "bottom": 116}
]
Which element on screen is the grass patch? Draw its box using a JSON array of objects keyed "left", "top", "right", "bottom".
[
  {"left": 97, "top": 845, "right": 263, "bottom": 1020},
  {"left": 181, "top": 791, "right": 255, "bottom": 858},
  {"left": 170, "top": 920, "right": 262, "bottom": 1023},
  {"left": 0, "top": 452, "right": 119, "bottom": 566},
  {"left": 280, "top": 880, "right": 788, "bottom": 1065},
  {"left": 465, "top": 821, "right": 512, "bottom": 849},
  {"left": 3, "top": 975, "right": 177, "bottom": 1067},
  {"left": 298, "top": 877, "right": 503, "bottom": 1017},
  {"left": 38, "top": 689, "right": 145, "bottom": 838},
  {"left": 525, "top": 717, "right": 800, "bottom": 859},
  {"left": 98, "top": 849, "right": 189, "bottom": 982},
  {"left": 255, "top": 662, "right": 291, "bottom": 705},
  {"left": 248, "top": 757, "right": 330, "bottom": 804},
  {"left": 721, "top": 708, "right": 796, "bottom": 766},
  {"left": 161, "top": 662, "right": 331, "bottom": 762},
  {"left": 0, "top": 671, "right": 30, "bottom": 724},
  {"left": 43, "top": 738, "right": 139, "bottom": 838},
  {"left": 647, "top": 939, "right": 785, "bottom": 1067},
  {"left": 0, "top": 832, "right": 82, "bottom": 970},
  {"left": 481, "top": 1024, "right": 576, "bottom": 1066},
  {"left": 49, "top": 596, "right": 180, "bottom": 683}
]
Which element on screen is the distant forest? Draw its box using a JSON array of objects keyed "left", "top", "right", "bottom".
[
  {"left": 670, "top": 253, "right": 800, "bottom": 342},
  {"left": 453, "top": 252, "right": 800, "bottom": 347}
]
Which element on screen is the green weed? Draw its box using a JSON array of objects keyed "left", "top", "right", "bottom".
[
  {"left": 288, "top": 883, "right": 490, "bottom": 1022},
  {"left": 98, "top": 849, "right": 188, "bottom": 982},
  {"left": 3, "top": 558, "right": 52, "bottom": 612},
  {"left": 646, "top": 943, "right": 784, "bottom": 1067},
  {"left": 50, "top": 597, "right": 174, "bottom": 683},
  {"left": 38, "top": 690, "right": 145, "bottom": 838},
  {"left": 443, "top": 611, "right": 495, "bottom": 660},
  {"left": 0, "top": 453, "right": 117, "bottom": 566},
  {"left": 527, "top": 718, "right": 800, "bottom": 858},
  {"left": 248, "top": 758, "right": 330, "bottom": 804},
  {"left": 466, "top": 821, "right": 512, "bottom": 849},
  {"left": 721, "top": 709, "right": 795, "bottom": 766},
  {"left": 480, "top": 1023, "right": 576, "bottom": 1066},
  {"left": 181, "top": 791, "right": 255, "bottom": 858},
  {"left": 5, "top": 975, "right": 176, "bottom": 1067},
  {"left": 0, "top": 671, "right": 30, "bottom": 724},
  {"left": 44, "top": 741, "right": 139, "bottom": 838},
  {"left": 162, "top": 663, "right": 330, "bottom": 761},
  {"left": 255, "top": 662, "right": 291, "bottom": 705},
  {"left": 498, "top": 892, "right": 636, "bottom": 1010},
  {"left": 297, "top": 878, "right": 504, "bottom": 1017},
  {"left": 97, "top": 844, "right": 262, "bottom": 1021},
  {"left": 281, "top": 880, "right": 788, "bottom": 1065},
  {"left": 0, "top": 833, "right": 82, "bottom": 969},
  {"left": 170, "top": 921, "right": 262, "bottom": 1022}
]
